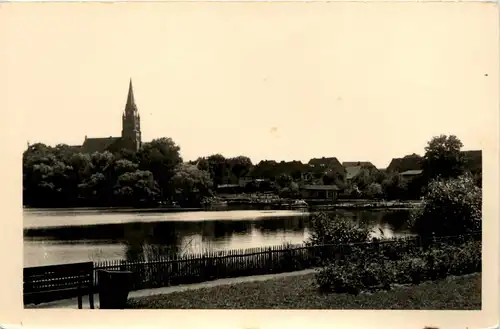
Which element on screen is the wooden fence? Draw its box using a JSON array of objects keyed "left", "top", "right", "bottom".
[
  {"left": 93, "top": 232, "right": 481, "bottom": 291},
  {"left": 25, "top": 232, "right": 481, "bottom": 304}
]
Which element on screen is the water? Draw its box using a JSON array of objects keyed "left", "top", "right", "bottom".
[{"left": 23, "top": 208, "right": 412, "bottom": 267}]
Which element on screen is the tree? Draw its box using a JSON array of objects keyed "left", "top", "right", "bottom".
[
  {"left": 277, "top": 173, "right": 293, "bottom": 188},
  {"left": 114, "top": 170, "right": 160, "bottom": 206},
  {"left": 171, "top": 163, "right": 213, "bottom": 206},
  {"left": 137, "top": 137, "right": 182, "bottom": 200},
  {"left": 53, "top": 144, "right": 78, "bottom": 163},
  {"left": 322, "top": 170, "right": 346, "bottom": 189},
  {"left": 252, "top": 160, "right": 279, "bottom": 180},
  {"left": 351, "top": 168, "right": 374, "bottom": 191},
  {"left": 381, "top": 173, "right": 408, "bottom": 200},
  {"left": 228, "top": 156, "right": 253, "bottom": 180},
  {"left": 23, "top": 144, "right": 81, "bottom": 206},
  {"left": 114, "top": 159, "right": 139, "bottom": 176},
  {"left": 422, "top": 135, "right": 465, "bottom": 181},
  {"left": 203, "top": 154, "right": 230, "bottom": 187},
  {"left": 410, "top": 173, "right": 481, "bottom": 237},
  {"left": 279, "top": 181, "right": 301, "bottom": 198},
  {"left": 365, "top": 183, "right": 383, "bottom": 199}
]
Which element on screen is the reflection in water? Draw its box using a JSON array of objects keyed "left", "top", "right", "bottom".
[{"left": 23, "top": 209, "right": 412, "bottom": 266}]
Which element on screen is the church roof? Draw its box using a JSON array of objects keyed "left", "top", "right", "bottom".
[{"left": 81, "top": 136, "right": 122, "bottom": 154}]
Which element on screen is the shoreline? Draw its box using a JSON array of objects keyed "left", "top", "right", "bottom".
[{"left": 23, "top": 200, "right": 422, "bottom": 213}]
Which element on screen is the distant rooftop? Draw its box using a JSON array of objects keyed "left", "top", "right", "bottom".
[{"left": 400, "top": 169, "right": 423, "bottom": 176}]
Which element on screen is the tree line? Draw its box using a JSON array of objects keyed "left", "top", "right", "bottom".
[{"left": 23, "top": 134, "right": 481, "bottom": 208}]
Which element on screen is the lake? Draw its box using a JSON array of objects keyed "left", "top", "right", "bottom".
[{"left": 23, "top": 208, "right": 413, "bottom": 267}]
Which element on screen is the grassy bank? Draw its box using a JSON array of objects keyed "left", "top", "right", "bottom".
[{"left": 127, "top": 272, "right": 481, "bottom": 310}]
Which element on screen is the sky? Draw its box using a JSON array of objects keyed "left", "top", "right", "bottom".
[{"left": 3, "top": 2, "right": 498, "bottom": 168}]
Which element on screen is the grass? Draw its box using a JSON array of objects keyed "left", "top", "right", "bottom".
[{"left": 127, "top": 272, "right": 481, "bottom": 310}]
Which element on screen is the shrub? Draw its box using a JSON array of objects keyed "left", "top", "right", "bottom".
[
  {"left": 307, "top": 212, "right": 372, "bottom": 246},
  {"left": 448, "top": 240, "right": 481, "bottom": 275},
  {"left": 364, "top": 182, "right": 383, "bottom": 199},
  {"left": 394, "top": 256, "right": 428, "bottom": 284},
  {"left": 315, "top": 236, "right": 481, "bottom": 295},
  {"left": 411, "top": 173, "right": 481, "bottom": 238},
  {"left": 361, "top": 261, "right": 392, "bottom": 290},
  {"left": 316, "top": 261, "right": 364, "bottom": 294},
  {"left": 306, "top": 212, "right": 373, "bottom": 264},
  {"left": 423, "top": 246, "right": 453, "bottom": 280}
]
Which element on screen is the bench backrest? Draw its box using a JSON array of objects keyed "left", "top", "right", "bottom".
[{"left": 24, "top": 262, "right": 94, "bottom": 294}]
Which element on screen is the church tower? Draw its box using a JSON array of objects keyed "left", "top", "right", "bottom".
[{"left": 121, "top": 79, "right": 142, "bottom": 151}]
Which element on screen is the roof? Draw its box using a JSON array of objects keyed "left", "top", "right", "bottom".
[
  {"left": 301, "top": 184, "right": 340, "bottom": 191},
  {"left": 308, "top": 157, "right": 343, "bottom": 169},
  {"left": 345, "top": 166, "right": 362, "bottom": 179},
  {"left": 400, "top": 169, "right": 423, "bottom": 176},
  {"left": 81, "top": 136, "right": 122, "bottom": 154},
  {"left": 342, "top": 161, "right": 375, "bottom": 168},
  {"left": 386, "top": 154, "right": 423, "bottom": 173}
]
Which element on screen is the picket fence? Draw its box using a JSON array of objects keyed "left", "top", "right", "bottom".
[{"left": 93, "top": 232, "right": 481, "bottom": 291}]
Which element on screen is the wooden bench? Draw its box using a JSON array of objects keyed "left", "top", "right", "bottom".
[{"left": 24, "top": 262, "right": 95, "bottom": 309}]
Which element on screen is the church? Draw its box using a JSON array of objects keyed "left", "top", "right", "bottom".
[{"left": 78, "top": 79, "right": 142, "bottom": 154}]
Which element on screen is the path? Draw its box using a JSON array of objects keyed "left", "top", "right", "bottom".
[{"left": 25, "top": 268, "right": 318, "bottom": 309}]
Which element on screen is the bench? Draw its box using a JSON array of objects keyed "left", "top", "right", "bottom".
[{"left": 24, "top": 261, "right": 95, "bottom": 309}]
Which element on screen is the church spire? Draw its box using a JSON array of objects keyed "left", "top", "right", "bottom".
[
  {"left": 127, "top": 78, "right": 135, "bottom": 107},
  {"left": 124, "top": 78, "right": 138, "bottom": 116},
  {"left": 122, "top": 78, "right": 142, "bottom": 152}
]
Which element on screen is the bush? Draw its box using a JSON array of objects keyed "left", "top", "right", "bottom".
[
  {"left": 448, "top": 240, "right": 481, "bottom": 275},
  {"left": 394, "top": 256, "right": 428, "bottom": 284},
  {"left": 410, "top": 173, "right": 481, "bottom": 238},
  {"left": 307, "top": 212, "right": 372, "bottom": 247},
  {"left": 364, "top": 182, "right": 383, "bottom": 199},
  {"left": 306, "top": 212, "right": 373, "bottom": 264},
  {"left": 315, "top": 236, "right": 481, "bottom": 295},
  {"left": 316, "top": 261, "right": 364, "bottom": 294}
]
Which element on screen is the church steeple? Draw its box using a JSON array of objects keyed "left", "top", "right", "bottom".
[
  {"left": 122, "top": 78, "right": 142, "bottom": 151},
  {"left": 127, "top": 78, "right": 135, "bottom": 108},
  {"left": 125, "top": 78, "right": 138, "bottom": 115}
]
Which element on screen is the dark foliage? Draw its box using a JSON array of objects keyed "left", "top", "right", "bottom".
[
  {"left": 315, "top": 238, "right": 481, "bottom": 294},
  {"left": 409, "top": 174, "right": 482, "bottom": 238}
]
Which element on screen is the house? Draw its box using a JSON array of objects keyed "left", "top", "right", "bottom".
[
  {"left": 386, "top": 154, "right": 423, "bottom": 173},
  {"left": 299, "top": 185, "right": 339, "bottom": 202},
  {"left": 387, "top": 150, "right": 481, "bottom": 174},
  {"left": 400, "top": 169, "right": 423, "bottom": 182},
  {"left": 342, "top": 161, "right": 378, "bottom": 181},
  {"left": 307, "top": 157, "right": 346, "bottom": 185},
  {"left": 342, "top": 161, "right": 376, "bottom": 169},
  {"left": 345, "top": 166, "right": 361, "bottom": 181},
  {"left": 308, "top": 157, "right": 345, "bottom": 172}
]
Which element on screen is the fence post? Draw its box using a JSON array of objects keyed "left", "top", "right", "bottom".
[{"left": 268, "top": 247, "right": 272, "bottom": 272}]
